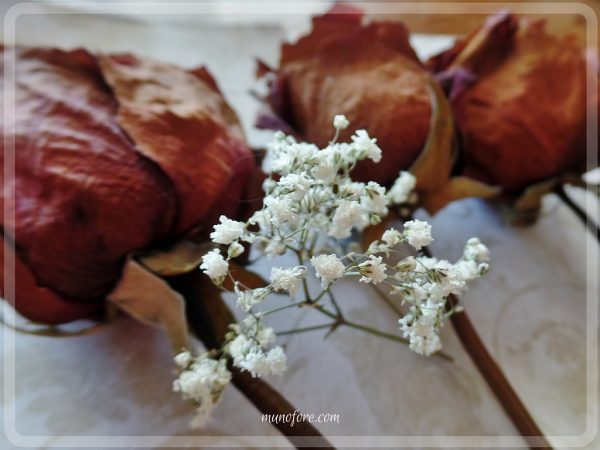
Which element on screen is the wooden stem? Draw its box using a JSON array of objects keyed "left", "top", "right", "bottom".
[
  {"left": 169, "top": 271, "right": 335, "bottom": 450},
  {"left": 423, "top": 248, "right": 552, "bottom": 449},
  {"left": 555, "top": 184, "right": 600, "bottom": 241}
]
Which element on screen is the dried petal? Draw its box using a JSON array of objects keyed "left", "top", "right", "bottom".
[
  {"left": 1, "top": 46, "right": 255, "bottom": 324},
  {"left": 1, "top": 47, "right": 176, "bottom": 303},
  {"left": 433, "top": 14, "right": 590, "bottom": 192},
  {"left": 98, "top": 54, "right": 255, "bottom": 234},
  {"left": 259, "top": 7, "right": 434, "bottom": 185}
]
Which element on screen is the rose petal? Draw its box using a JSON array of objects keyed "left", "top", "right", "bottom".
[
  {"left": 264, "top": 7, "right": 432, "bottom": 185},
  {"left": 98, "top": 54, "right": 255, "bottom": 235},
  {"left": 1, "top": 235, "right": 102, "bottom": 324},
  {"left": 434, "top": 16, "right": 589, "bottom": 192},
  {"left": 1, "top": 47, "right": 177, "bottom": 304}
]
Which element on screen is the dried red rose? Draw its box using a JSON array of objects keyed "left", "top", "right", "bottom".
[
  {"left": 1, "top": 46, "right": 256, "bottom": 324},
  {"left": 257, "top": 5, "right": 452, "bottom": 187},
  {"left": 431, "top": 12, "right": 592, "bottom": 193}
]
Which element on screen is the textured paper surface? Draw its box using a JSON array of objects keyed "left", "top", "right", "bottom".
[{"left": 1, "top": 5, "right": 597, "bottom": 449}]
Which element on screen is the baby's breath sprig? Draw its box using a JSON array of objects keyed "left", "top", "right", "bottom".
[{"left": 175, "top": 115, "right": 490, "bottom": 427}]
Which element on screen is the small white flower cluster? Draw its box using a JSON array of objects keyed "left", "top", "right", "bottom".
[
  {"left": 173, "top": 351, "right": 231, "bottom": 428},
  {"left": 396, "top": 238, "right": 490, "bottom": 356},
  {"left": 227, "top": 317, "right": 286, "bottom": 378},
  {"left": 180, "top": 115, "right": 490, "bottom": 425}
]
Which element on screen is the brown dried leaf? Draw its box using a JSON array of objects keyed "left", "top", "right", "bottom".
[
  {"left": 409, "top": 79, "right": 455, "bottom": 192},
  {"left": 107, "top": 258, "right": 189, "bottom": 352},
  {"left": 138, "top": 241, "right": 211, "bottom": 277},
  {"left": 508, "top": 178, "right": 558, "bottom": 225},
  {"left": 420, "top": 176, "right": 501, "bottom": 214}
]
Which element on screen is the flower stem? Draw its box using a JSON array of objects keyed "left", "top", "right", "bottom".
[
  {"left": 370, "top": 284, "right": 403, "bottom": 316},
  {"left": 170, "top": 271, "right": 335, "bottom": 449},
  {"left": 326, "top": 290, "right": 345, "bottom": 319},
  {"left": 276, "top": 323, "right": 336, "bottom": 336},
  {"left": 309, "top": 300, "right": 453, "bottom": 361},
  {"left": 421, "top": 247, "right": 552, "bottom": 449},
  {"left": 555, "top": 184, "right": 599, "bottom": 242},
  {"left": 262, "top": 300, "right": 307, "bottom": 316}
]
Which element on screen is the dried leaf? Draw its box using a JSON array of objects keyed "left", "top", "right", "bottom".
[
  {"left": 420, "top": 176, "right": 501, "bottom": 214},
  {"left": 138, "top": 241, "right": 210, "bottom": 277},
  {"left": 169, "top": 271, "right": 235, "bottom": 349},
  {"left": 107, "top": 258, "right": 189, "bottom": 353},
  {"left": 409, "top": 79, "right": 456, "bottom": 192},
  {"left": 508, "top": 178, "right": 558, "bottom": 225}
]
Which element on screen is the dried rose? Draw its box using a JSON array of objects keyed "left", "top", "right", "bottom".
[
  {"left": 1, "top": 46, "right": 256, "bottom": 324},
  {"left": 257, "top": 5, "right": 454, "bottom": 189},
  {"left": 431, "top": 12, "right": 593, "bottom": 195}
]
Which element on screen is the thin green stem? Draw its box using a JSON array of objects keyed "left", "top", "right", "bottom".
[
  {"left": 326, "top": 290, "right": 345, "bottom": 319},
  {"left": 276, "top": 323, "right": 336, "bottom": 336},
  {"left": 262, "top": 300, "right": 306, "bottom": 316},
  {"left": 309, "top": 301, "right": 452, "bottom": 361},
  {"left": 370, "top": 284, "right": 402, "bottom": 317}
]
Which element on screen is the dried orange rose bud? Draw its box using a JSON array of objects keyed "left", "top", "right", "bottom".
[
  {"left": 257, "top": 5, "right": 451, "bottom": 187},
  {"left": 432, "top": 12, "right": 592, "bottom": 193},
  {"left": 1, "top": 46, "right": 256, "bottom": 324}
]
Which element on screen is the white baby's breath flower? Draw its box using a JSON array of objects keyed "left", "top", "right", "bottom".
[
  {"left": 381, "top": 228, "right": 402, "bottom": 247},
  {"left": 398, "top": 307, "right": 442, "bottom": 356},
  {"left": 358, "top": 255, "right": 387, "bottom": 284},
  {"left": 174, "top": 350, "right": 192, "bottom": 368},
  {"left": 200, "top": 249, "right": 228, "bottom": 284},
  {"left": 329, "top": 200, "right": 367, "bottom": 239},
  {"left": 351, "top": 129, "right": 382, "bottom": 163},
  {"left": 265, "top": 346, "right": 287, "bottom": 375},
  {"left": 228, "top": 329, "right": 286, "bottom": 378},
  {"left": 262, "top": 177, "right": 277, "bottom": 194},
  {"left": 389, "top": 171, "right": 416, "bottom": 204},
  {"left": 362, "top": 181, "right": 388, "bottom": 216},
  {"left": 235, "top": 287, "right": 269, "bottom": 312},
  {"left": 227, "top": 241, "right": 244, "bottom": 259},
  {"left": 173, "top": 354, "right": 231, "bottom": 427},
  {"left": 278, "top": 172, "right": 312, "bottom": 199},
  {"left": 463, "top": 237, "right": 490, "bottom": 263},
  {"left": 403, "top": 220, "right": 433, "bottom": 250},
  {"left": 256, "top": 326, "right": 276, "bottom": 348},
  {"left": 264, "top": 195, "right": 297, "bottom": 226},
  {"left": 333, "top": 114, "right": 350, "bottom": 130},
  {"left": 270, "top": 266, "right": 307, "bottom": 297},
  {"left": 210, "top": 215, "right": 245, "bottom": 245},
  {"left": 395, "top": 256, "right": 416, "bottom": 272},
  {"left": 310, "top": 254, "right": 346, "bottom": 289}
]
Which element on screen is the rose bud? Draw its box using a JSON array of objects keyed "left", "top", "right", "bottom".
[
  {"left": 256, "top": 4, "right": 454, "bottom": 189},
  {"left": 1, "top": 46, "right": 256, "bottom": 324},
  {"left": 430, "top": 12, "right": 593, "bottom": 196}
]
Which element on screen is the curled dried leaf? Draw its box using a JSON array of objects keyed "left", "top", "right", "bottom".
[
  {"left": 107, "top": 258, "right": 189, "bottom": 353},
  {"left": 420, "top": 176, "right": 501, "bottom": 214}
]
